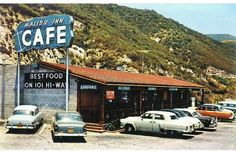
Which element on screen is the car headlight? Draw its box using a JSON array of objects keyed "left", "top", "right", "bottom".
[
  {"left": 83, "top": 126, "right": 86, "bottom": 132},
  {"left": 54, "top": 125, "right": 58, "bottom": 131},
  {"left": 185, "top": 126, "right": 189, "bottom": 131},
  {"left": 210, "top": 119, "right": 214, "bottom": 124}
]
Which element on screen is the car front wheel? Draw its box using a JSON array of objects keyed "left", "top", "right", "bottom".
[{"left": 125, "top": 124, "right": 135, "bottom": 133}]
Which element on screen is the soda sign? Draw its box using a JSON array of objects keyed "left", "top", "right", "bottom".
[{"left": 15, "top": 14, "right": 74, "bottom": 52}]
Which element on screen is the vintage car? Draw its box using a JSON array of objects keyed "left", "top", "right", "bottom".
[
  {"left": 196, "top": 104, "right": 235, "bottom": 120},
  {"left": 5, "top": 105, "right": 43, "bottom": 130},
  {"left": 120, "top": 111, "right": 194, "bottom": 136},
  {"left": 160, "top": 109, "right": 204, "bottom": 130},
  {"left": 174, "top": 108, "right": 217, "bottom": 128},
  {"left": 218, "top": 100, "right": 236, "bottom": 115},
  {"left": 51, "top": 111, "right": 87, "bottom": 141}
]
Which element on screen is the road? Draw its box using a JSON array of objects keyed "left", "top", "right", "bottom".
[{"left": 0, "top": 120, "right": 236, "bottom": 150}]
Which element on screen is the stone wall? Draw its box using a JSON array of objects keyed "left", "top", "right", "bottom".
[
  {"left": 0, "top": 64, "right": 78, "bottom": 121},
  {"left": 0, "top": 64, "right": 17, "bottom": 119}
]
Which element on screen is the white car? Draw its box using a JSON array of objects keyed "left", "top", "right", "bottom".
[
  {"left": 120, "top": 111, "right": 194, "bottom": 136},
  {"left": 162, "top": 109, "right": 204, "bottom": 130},
  {"left": 5, "top": 105, "right": 43, "bottom": 130}
]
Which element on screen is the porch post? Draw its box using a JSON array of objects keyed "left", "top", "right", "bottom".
[
  {"left": 201, "top": 89, "right": 205, "bottom": 105},
  {"left": 99, "top": 86, "right": 105, "bottom": 124}
]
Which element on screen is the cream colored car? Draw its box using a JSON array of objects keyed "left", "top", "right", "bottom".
[{"left": 120, "top": 111, "right": 194, "bottom": 136}]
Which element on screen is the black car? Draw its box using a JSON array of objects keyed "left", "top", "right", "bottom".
[{"left": 174, "top": 108, "right": 218, "bottom": 128}]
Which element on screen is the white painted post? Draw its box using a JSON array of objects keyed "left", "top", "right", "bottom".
[
  {"left": 66, "top": 48, "right": 69, "bottom": 111},
  {"left": 17, "top": 52, "right": 20, "bottom": 106}
]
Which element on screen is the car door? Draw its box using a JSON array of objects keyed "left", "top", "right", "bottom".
[
  {"left": 136, "top": 113, "right": 154, "bottom": 132},
  {"left": 197, "top": 106, "right": 207, "bottom": 116},
  {"left": 152, "top": 114, "right": 163, "bottom": 133}
]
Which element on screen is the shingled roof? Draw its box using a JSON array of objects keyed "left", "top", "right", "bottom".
[{"left": 40, "top": 62, "right": 204, "bottom": 89}]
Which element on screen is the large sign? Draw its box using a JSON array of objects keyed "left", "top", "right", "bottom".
[
  {"left": 24, "top": 72, "right": 66, "bottom": 89},
  {"left": 15, "top": 14, "right": 74, "bottom": 52}
]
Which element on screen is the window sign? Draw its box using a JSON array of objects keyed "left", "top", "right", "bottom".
[
  {"left": 169, "top": 88, "right": 178, "bottom": 91},
  {"left": 148, "top": 87, "right": 156, "bottom": 91},
  {"left": 15, "top": 14, "right": 74, "bottom": 52},
  {"left": 80, "top": 85, "right": 97, "bottom": 90},
  {"left": 118, "top": 86, "right": 130, "bottom": 91},
  {"left": 106, "top": 90, "right": 115, "bottom": 100}
]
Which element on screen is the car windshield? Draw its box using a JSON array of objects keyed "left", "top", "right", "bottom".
[
  {"left": 56, "top": 114, "right": 82, "bottom": 121},
  {"left": 227, "top": 104, "right": 236, "bottom": 108},
  {"left": 192, "top": 111, "right": 201, "bottom": 117},
  {"left": 13, "top": 110, "right": 34, "bottom": 116},
  {"left": 170, "top": 115, "right": 178, "bottom": 120},
  {"left": 176, "top": 111, "right": 188, "bottom": 117}
]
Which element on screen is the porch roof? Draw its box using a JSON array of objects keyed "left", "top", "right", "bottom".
[{"left": 40, "top": 62, "right": 204, "bottom": 89}]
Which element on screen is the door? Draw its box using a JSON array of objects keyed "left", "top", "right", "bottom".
[
  {"left": 78, "top": 90, "right": 100, "bottom": 123},
  {"left": 136, "top": 113, "right": 153, "bottom": 132}
]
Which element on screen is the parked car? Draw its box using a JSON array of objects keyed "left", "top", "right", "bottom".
[
  {"left": 120, "top": 111, "right": 194, "bottom": 136},
  {"left": 196, "top": 104, "right": 235, "bottom": 120},
  {"left": 174, "top": 108, "right": 217, "bottom": 128},
  {"left": 51, "top": 111, "right": 87, "bottom": 141},
  {"left": 160, "top": 109, "right": 204, "bottom": 130},
  {"left": 5, "top": 105, "right": 43, "bottom": 130},
  {"left": 218, "top": 100, "right": 236, "bottom": 115}
]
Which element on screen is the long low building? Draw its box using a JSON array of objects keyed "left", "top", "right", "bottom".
[{"left": 0, "top": 61, "right": 204, "bottom": 131}]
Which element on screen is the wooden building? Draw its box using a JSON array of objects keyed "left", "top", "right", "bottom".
[{"left": 40, "top": 62, "right": 204, "bottom": 130}]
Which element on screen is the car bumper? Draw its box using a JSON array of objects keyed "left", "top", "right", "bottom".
[
  {"left": 53, "top": 132, "right": 87, "bottom": 137},
  {"left": 208, "top": 122, "right": 218, "bottom": 128},
  {"left": 5, "top": 124, "right": 36, "bottom": 129}
]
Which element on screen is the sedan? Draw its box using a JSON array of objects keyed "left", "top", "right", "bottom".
[
  {"left": 120, "top": 111, "right": 194, "bottom": 136},
  {"left": 196, "top": 104, "right": 235, "bottom": 121},
  {"left": 5, "top": 105, "right": 43, "bottom": 130},
  {"left": 51, "top": 111, "right": 87, "bottom": 141},
  {"left": 174, "top": 108, "right": 217, "bottom": 128},
  {"left": 160, "top": 109, "right": 204, "bottom": 130}
]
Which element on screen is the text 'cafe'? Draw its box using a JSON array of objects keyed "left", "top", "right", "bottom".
[{"left": 19, "top": 62, "right": 204, "bottom": 131}]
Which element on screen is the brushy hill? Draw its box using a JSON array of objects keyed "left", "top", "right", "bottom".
[
  {"left": 0, "top": 4, "right": 236, "bottom": 102},
  {"left": 206, "top": 34, "right": 236, "bottom": 42}
]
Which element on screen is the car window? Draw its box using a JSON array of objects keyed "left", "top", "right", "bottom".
[
  {"left": 141, "top": 113, "right": 153, "bottom": 119},
  {"left": 170, "top": 115, "right": 178, "bottom": 120},
  {"left": 35, "top": 108, "right": 39, "bottom": 115},
  {"left": 207, "top": 106, "right": 215, "bottom": 111},
  {"left": 154, "top": 114, "right": 164, "bottom": 120},
  {"left": 56, "top": 114, "right": 82, "bottom": 121},
  {"left": 198, "top": 106, "right": 206, "bottom": 110},
  {"left": 13, "top": 110, "right": 34, "bottom": 116}
]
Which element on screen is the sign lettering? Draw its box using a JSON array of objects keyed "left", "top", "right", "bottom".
[
  {"left": 24, "top": 72, "right": 66, "bottom": 89},
  {"left": 15, "top": 14, "right": 74, "bottom": 52},
  {"left": 80, "top": 85, "right": 97, "bottom": 90}
]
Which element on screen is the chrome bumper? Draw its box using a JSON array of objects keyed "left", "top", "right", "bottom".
[
  {"left": 53, "top": 132, "right": 87, "bottom": 137},
  {"left": 5, "top": 124, "right": 36, "bottom": 129}
]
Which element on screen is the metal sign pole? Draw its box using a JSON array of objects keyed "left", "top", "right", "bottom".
[
  {"left": 17, "top": 52, "right": 20, "bottom": 106},
  {"left": 66, "top": 48, "right": 69, "bottom": 111}
]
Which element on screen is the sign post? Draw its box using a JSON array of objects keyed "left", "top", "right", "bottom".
[{"left": 14, "top": 14, "right": 74, "bottom": 111}]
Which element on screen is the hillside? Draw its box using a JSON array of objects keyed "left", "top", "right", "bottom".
[
  {"left": 206, "top": 34, "right": 236, "bottom": 42},
  {"left": 0, "top": 4, "right": 236, "bottom": 102}
]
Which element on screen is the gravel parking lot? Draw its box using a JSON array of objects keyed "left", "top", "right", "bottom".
[{"left": 0, "top": 120, "right": 236, "bottom": 150}]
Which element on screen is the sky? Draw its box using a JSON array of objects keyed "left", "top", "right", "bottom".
[{"left": 121, "top": 3, "right": 236, "bottom": 36}]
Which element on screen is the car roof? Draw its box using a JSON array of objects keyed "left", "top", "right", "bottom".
[
  {"left": 14, "top": 105, "right": 37, "bottom": 111},
  {"left": 56, "top": 111, "right": 81, "bottom": 116},
  {"left": 174, "top": 108, "right": 196, "bottom": 113},
  {"left": 200, "top": 104, "right": 222, "bottom": 107},
  {"left": 219, "top": 101, "right": 236, "bottom": 104},
  {"left": 145, "top": 111, "right": 176, "bottom": 116}
]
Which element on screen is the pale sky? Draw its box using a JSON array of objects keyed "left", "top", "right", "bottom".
[{"left": 121, "top": 4, "right": 236, "bottom": 36}]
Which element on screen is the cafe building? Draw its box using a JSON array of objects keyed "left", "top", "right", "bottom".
[{"left": 21, "top": 61, "right": 203, "bottom": 130}]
